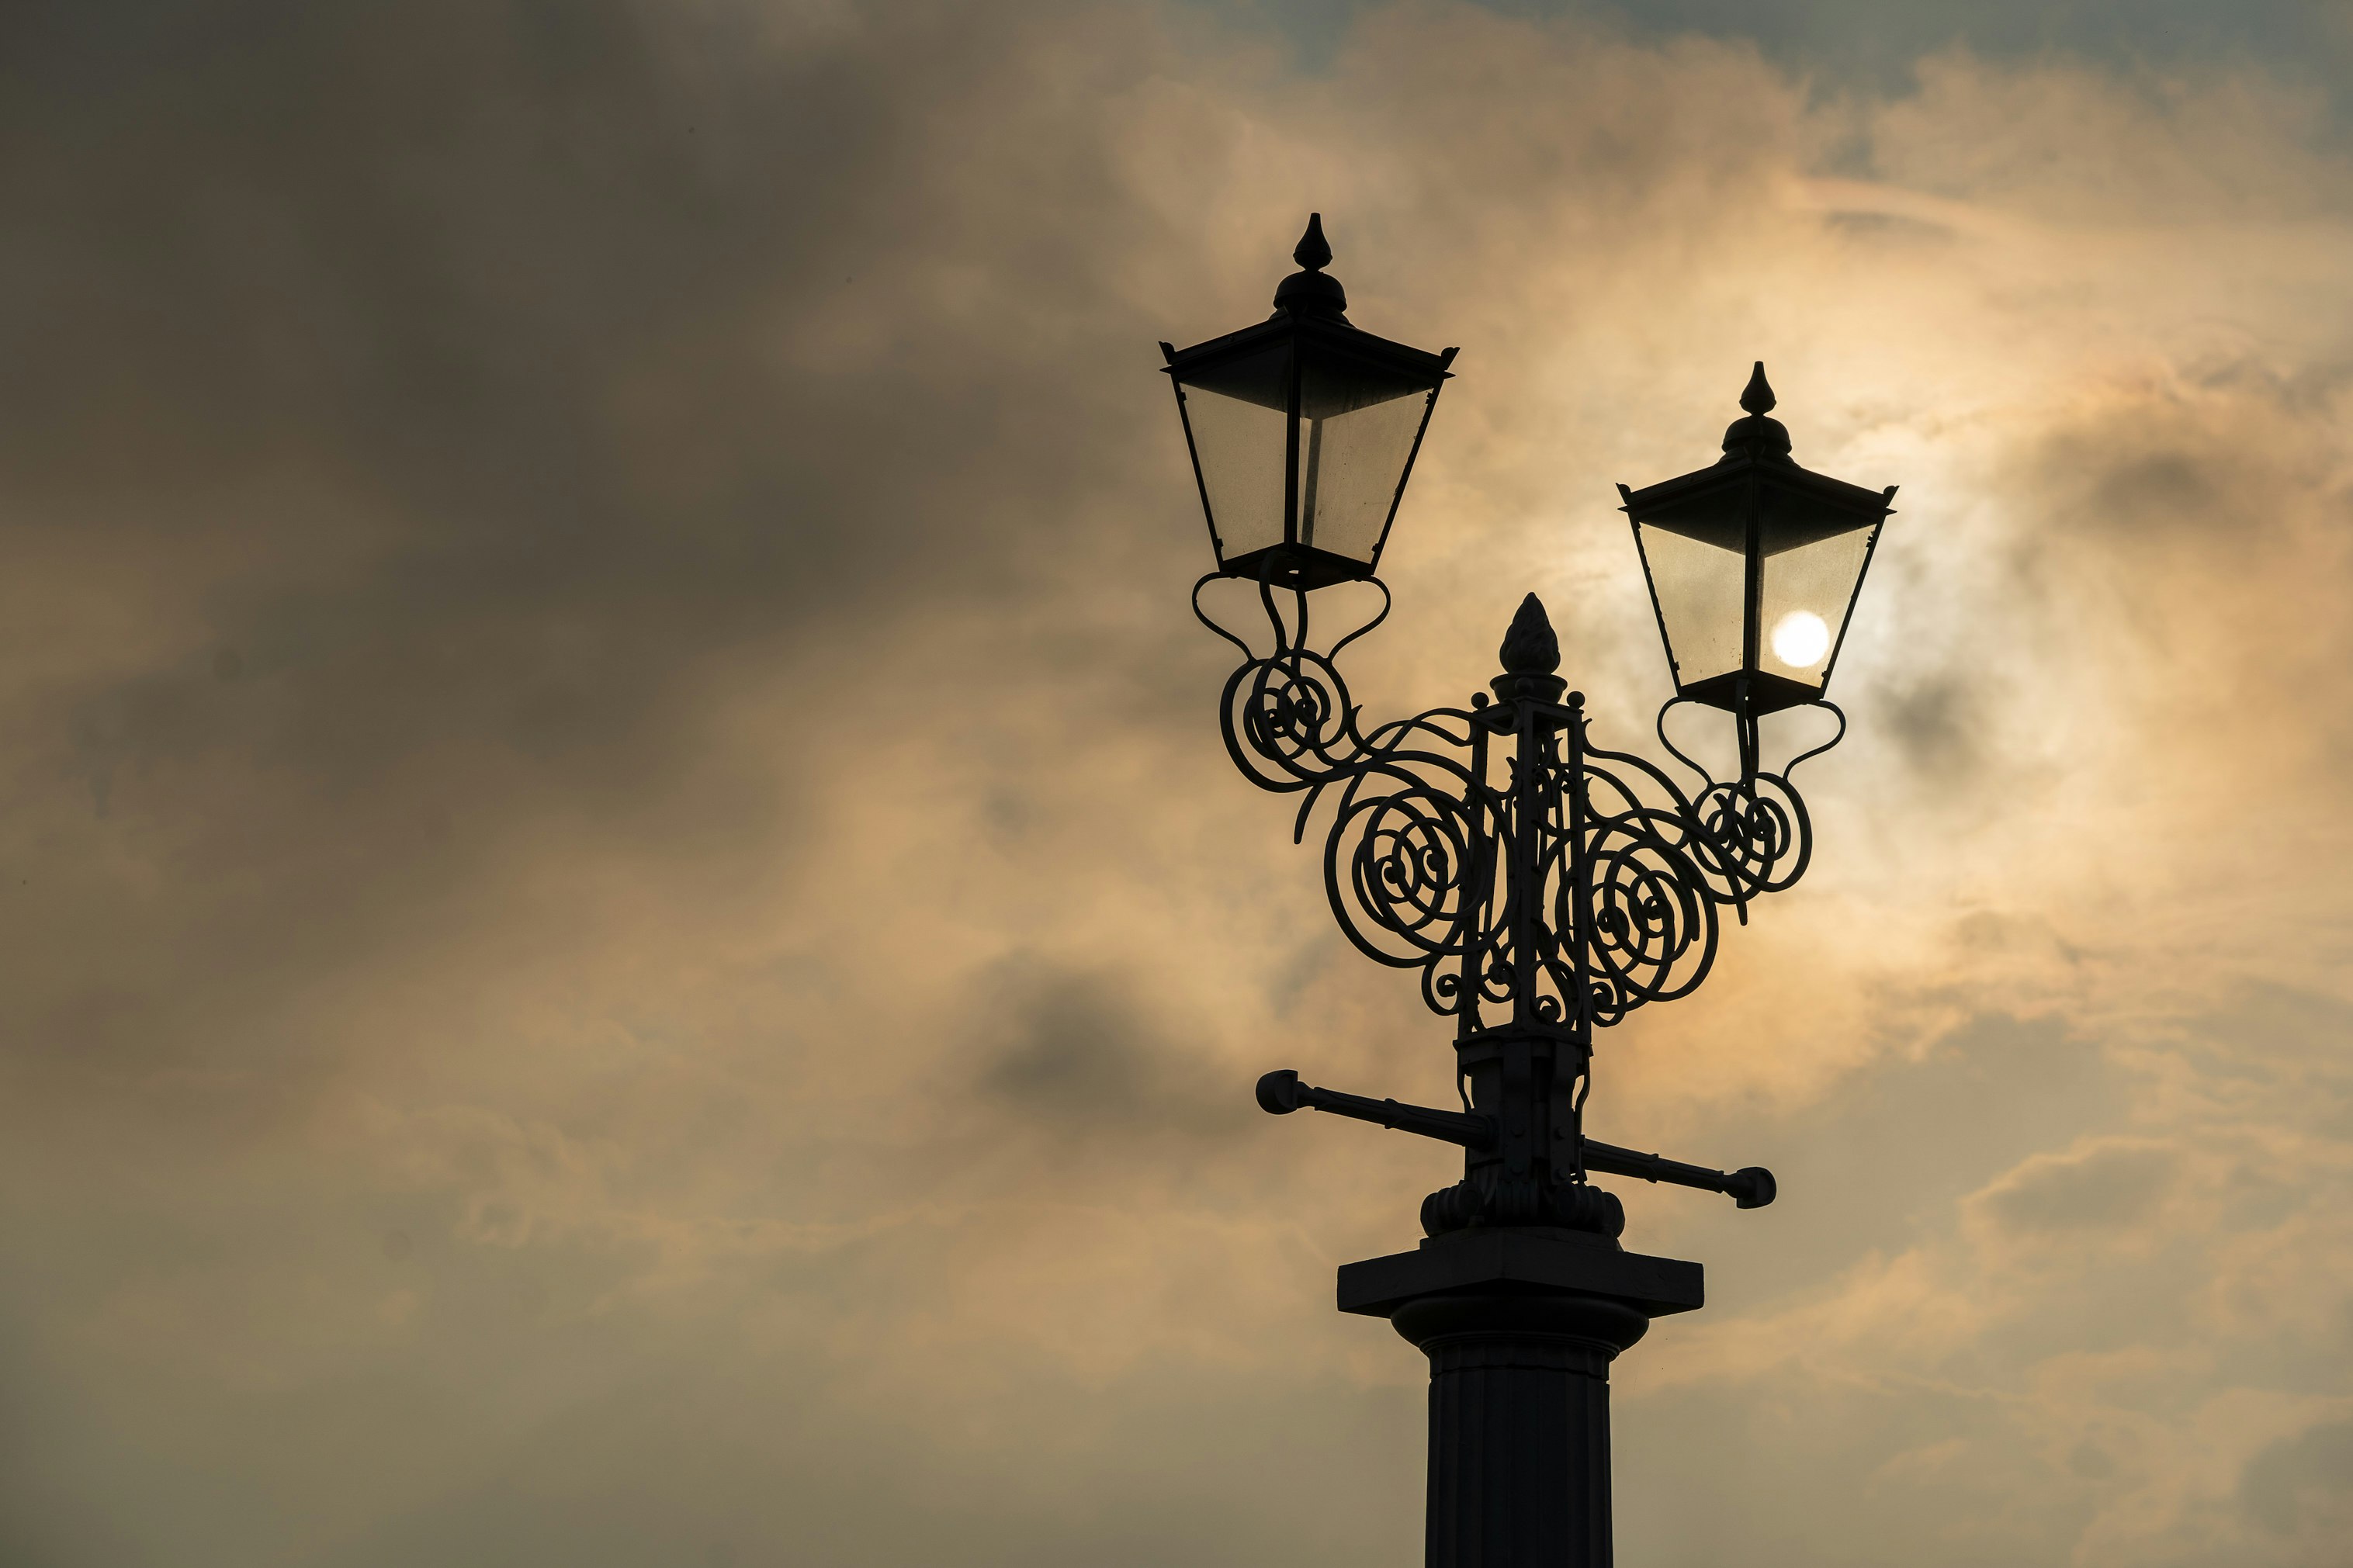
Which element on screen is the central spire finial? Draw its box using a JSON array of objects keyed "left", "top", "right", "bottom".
[
  {"left": 1740, "top": 361, "right": 1776, "bottom": 415},
  {"left": 1499, "top": 594, "right": 1561, "bottom": 675}
]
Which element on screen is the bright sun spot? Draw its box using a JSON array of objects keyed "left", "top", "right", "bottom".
[{"left": 1770, "top": 610, "right": 1830, "bottom": 669}]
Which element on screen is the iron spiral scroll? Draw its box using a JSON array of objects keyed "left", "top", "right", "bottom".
[{"left": 1195, "top": 573, "right": 1842, "bottom": 1043}]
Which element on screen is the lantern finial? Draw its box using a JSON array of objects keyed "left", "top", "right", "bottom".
[
  {"left": 1294, "top": 213, "right": 1333, "bottom": 272},
  {"left": 1722, "top": 360, "right": 1791, "bottom": 460},
  {"left": 1274, "top": 213, "right": 1349, "bottom": 320}
]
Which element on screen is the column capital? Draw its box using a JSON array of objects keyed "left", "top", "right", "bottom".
[{"left": 1338, "top": 1226, "right": 1704, "bottom": 1323}]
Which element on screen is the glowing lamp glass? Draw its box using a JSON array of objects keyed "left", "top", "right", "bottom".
[{"left": 1769, "top": 611, "right": 1830, "bottom": 669}]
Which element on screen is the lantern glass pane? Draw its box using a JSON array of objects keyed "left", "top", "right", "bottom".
[
  {"left": 1179, "top": 344, "right": 1291, "bottom": 562},
  {"left": 1636, "top": 519, "right": 1745, "bottom": 687},
  {"left": 1295, "top": 354, "right": 1433, "bottom": 565},
  {"left": 1758, "top": 517, "right": 1878, "bottom": 688}
]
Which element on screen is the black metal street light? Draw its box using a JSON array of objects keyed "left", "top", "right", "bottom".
[
  {"left": 1160, "top": 213, "right": 1457, "bottom": 590},
  {"left": 1621, "top": 362, "right": 1896, "bottom": 778},
  {"left": 1160, "top": 216, "right": 1897, "bottom": 1568}
]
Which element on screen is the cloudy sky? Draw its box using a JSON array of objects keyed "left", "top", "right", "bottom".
[{"left": 2, "top": 2, "right": 2351, "bottom": 1564}]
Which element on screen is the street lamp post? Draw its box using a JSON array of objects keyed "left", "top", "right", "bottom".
[{"left": 1159, "top": 218, "right": 1897, "bottom": 1568}]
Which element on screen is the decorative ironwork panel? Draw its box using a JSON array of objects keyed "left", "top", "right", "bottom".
[{"left": 1197, "top": 573, "right": 1842, "bottom": 1041}]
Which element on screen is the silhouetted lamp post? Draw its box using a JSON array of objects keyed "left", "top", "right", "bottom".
[{"left": 1159, "top": 216, "right": 1897, "bottom": 1568}]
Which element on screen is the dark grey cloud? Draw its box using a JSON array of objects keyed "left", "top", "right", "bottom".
[
  {"left": 1980, "top": 1141, "right": 2172, "bottom": 1234},
  {"left": 1649, "top": 1009, "right": 2128, "bottom": 1300},
  {"left": 1211, "top": 0, "right": 2353, "bottom": 107},
  {"left": 1880, "top": 671, "right": 1980, "bottom": 787},
  {"left": 0, "top": 0, "right": 1211, "bottom": 1103},
  {"left": 2243, "top": 1418, "right": 2353, "bottom": 1538},
  {"left": 976, "top": 961, "right": 1241, "bottom": 1141}
]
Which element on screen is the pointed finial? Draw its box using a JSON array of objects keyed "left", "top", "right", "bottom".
[
  {"left": 1498, "top": 593, "right": 1561, "bottom": 675},
  {"left": 1294, "top": 213, "right": 1332, "bottom": 272},
  {"left": 1721, "top": 362, "right": 1793, "bottom": 460},
  {"left": 1272, "top": 213, "right": 1348, "bottom": 319}
]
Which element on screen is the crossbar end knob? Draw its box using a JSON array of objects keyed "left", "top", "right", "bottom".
[
  {"left": 1256, "top": 1069, "right": 1305, "bottom": 1115},
  {"left": 1729, "top": 1166, "right": 1777, "bottom": 1209}
]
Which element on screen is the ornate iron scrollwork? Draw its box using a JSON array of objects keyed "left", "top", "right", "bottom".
[
  {"left": 1202, "top": 569, "right": 1843, "bottom": 1237},
  {"left": 1197, "top": 571, "right": 1842, "bottom": 1042}
]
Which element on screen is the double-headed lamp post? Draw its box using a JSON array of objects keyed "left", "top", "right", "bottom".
[{"left": 1159, "top": 216, "right": 1897, "bottom": 1568}]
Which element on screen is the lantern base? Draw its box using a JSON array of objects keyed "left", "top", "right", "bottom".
[
  {"left": 1219, "top": 542, "right": 1377, "bottom": 592},
  {"left": 1675, "top": 666, "right": 1823, "bottom": 717}
]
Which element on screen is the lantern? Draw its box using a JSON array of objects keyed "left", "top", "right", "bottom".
[
  {"left": 1161, "top": 215, "right": 1457, "bottom": 590},
  {"left": 1618, "top": 364, "right": 1895, "bottom": 715}
]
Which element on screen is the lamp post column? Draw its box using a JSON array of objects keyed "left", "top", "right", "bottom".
[
  {"left": 1399, "top": 1291, "right": 1646, "bottom": 1568},
  {"left": 1339, "top": 1230, "right": 1703, "bottom": 1568}
]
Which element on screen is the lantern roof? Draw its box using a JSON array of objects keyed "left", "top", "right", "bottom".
[
  {"left": 1161, "top": 310, "right": 1457, "bottom": 386},
  {"left": 1159, "top": 214, "right": 1457, "bottom": 387},
  {"left": 1618, "top": 363, "right": 1894, "bottom": 533}
]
